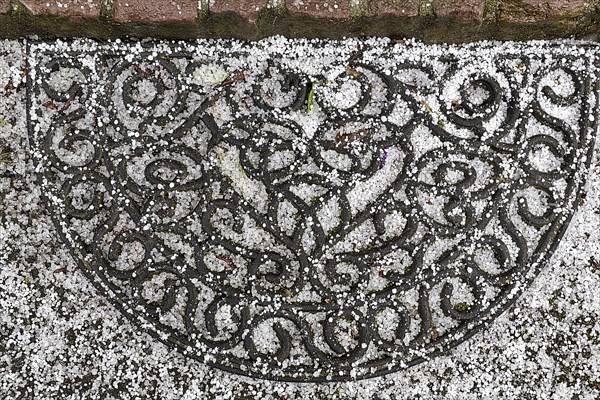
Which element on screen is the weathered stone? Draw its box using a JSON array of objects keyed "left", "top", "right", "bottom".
[
  {"left": 0, "top": 0, "right": 10, "bottom": 14},
  {"left": 114, "top": 0, "right": 198, "bottom": 23},
  {"left": 499, "top": 0, "right": 587, "bottom": 24},
  {"left": 432, "top": 0, "right": 485, "bottom": 21},
  {"left": 367, "top": 0, "right": 419, "bottom": 18},
  {"left": 211, "top": 0, "right": 268, "bottom": 24},
  {"left": 20, "top": 0, "right": 101, "bottom": 18},
  {"left": 286, "top": 0, "right": 349, "bottom": 20}
]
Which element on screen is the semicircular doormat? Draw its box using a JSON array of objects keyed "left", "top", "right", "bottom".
[{"left": 26, "top": 38, "right": 598, "bottom": 382}]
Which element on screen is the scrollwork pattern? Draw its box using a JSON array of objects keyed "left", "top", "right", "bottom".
[{"left": 27, "top": 40, "right": 596, "bottom": 381}]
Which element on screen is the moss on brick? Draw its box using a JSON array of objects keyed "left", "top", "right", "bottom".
[{"left": 0, "top": 6, "right": 598, "bottom": 42}]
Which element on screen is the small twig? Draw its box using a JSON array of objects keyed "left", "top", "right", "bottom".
[
  {"left": 215, "top": 254, "right": 237, "bottom": 269},
  {"left": 219, "top": 70, "right": 245, "bottom": 87},
  {"left": 330, "top": 128, "right": 371, "bottom": 149},
  {"left": 345, "top": 66, "right": 362, "bottom": 78}
]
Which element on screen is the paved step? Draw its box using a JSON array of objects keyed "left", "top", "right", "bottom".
[{"left": 0, "top": 0, "right": 598, "bottom": 40}]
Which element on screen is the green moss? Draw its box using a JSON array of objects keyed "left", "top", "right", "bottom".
[
  {"left": 100, "top": 0, "right": 115, "bottom": 19},
  {"left": 419, "top": 1, "right": 434, "bottom": 18},
  {"left": 483, "top": 0, "right": 499, "bottom": 23},
  {"left": 307, "top": 82, "right": 315, "bottom": 113},
  {"left": 453, "top": 302, "right": 470, "bottom": 313},
  {"left": 349, "top": 0, "right": 369, "bottom": 19},
  {"left": 0, "top": 149, "right": 11, "bottom": 164},
  {"left": 0, "top": 6, "right": 596, "bottom": 42}
]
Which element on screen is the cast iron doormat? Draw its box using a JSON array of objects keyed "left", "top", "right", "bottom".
[{"left": 25, "top": 38, "right": 598, "bottom": 382}]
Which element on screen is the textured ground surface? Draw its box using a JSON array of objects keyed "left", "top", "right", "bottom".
[
  {"left": 0, "top": 0, "right": 599, "bottom": 41},
  {"left": 1, "top": 38, "right": 600, "bottom": 399}
]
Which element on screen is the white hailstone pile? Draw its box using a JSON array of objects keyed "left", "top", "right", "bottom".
[{"left": 0, "top": 37, "right": 599, "bottom": 399}]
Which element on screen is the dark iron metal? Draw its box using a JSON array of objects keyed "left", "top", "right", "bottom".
[{"left": 26, "top": 40, "right": 597, "bottom": 381}]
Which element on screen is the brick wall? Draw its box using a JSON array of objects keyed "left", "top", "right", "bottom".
[{"left": 0, "top": 0, "right": 598, "bottom": 40}]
